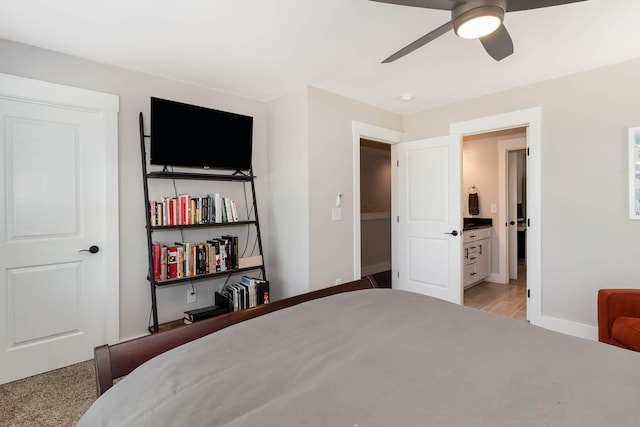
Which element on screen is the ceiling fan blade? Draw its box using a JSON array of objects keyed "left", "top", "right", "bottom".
[
  {"left": 480, "top": 24, "right": 513, "bottom": 61},
  {"left": 506, "top": 0, "right": 587, "bottom": 12},
  {"left": 368, "top": 0, "right": 457, "bottom": 11},
  {"left": 382, "top": 21, "right": 454, "bottom": 63}
]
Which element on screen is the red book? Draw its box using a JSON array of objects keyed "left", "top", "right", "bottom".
[
  {"left": 168, "top": 199, "right": 176, "bottom": 225},
  {"left": 152, "top": 242, "right": 161, "bottom": 281},
  {"left": 160, "top": 246, "right": 168, "bottom": 280},
  {"left": 168, "top": 245, "right": 178, "bottom": 278},
  {"left": 178, "top": 195, "right": 186, "bottom": 225}
]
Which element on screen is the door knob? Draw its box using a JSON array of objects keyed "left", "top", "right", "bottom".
[
  {"left": 79, "top": 245, "right": 100, "bottom": 254},
  {"left": 509, "top": 221, "right": 515, "bottom": 225},
  {"left": 444, "top": 230, "right": 458, "bottom": 236}
]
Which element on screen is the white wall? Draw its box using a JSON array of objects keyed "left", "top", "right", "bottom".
[
  {"left": 267, "top": 87, "right": 402, "bottom": 295},
  {"left": 267, "top": 88, "right": 309, "bottom": 300},
  {"left": 404, "top": 57, "right": 640, "bottom": 328},
  {"left": 360, "top": 145, "right": 391, "bottom": 214},
  {"left": 307, "top": 88, "right": 402, "bottom": 291},
  {"left": 5, "top": 36, "right": 639, "bottom": 339},
  {"left": 0, "top": 39, "right": 269, "bottom": 340}
]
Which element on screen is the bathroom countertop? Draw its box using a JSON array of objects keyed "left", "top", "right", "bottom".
[{"left": 463, "top": 217, "right": 492, "bottom": 231}]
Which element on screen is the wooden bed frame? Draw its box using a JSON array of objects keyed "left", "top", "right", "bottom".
[{"left": 94, "top": 276, "right": 378, "bottom": 397}]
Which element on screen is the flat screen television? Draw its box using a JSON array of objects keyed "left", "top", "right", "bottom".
[{"left": 150, "top": 97, "right": 253, "bottom": 171}]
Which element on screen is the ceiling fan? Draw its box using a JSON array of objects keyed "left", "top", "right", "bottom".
[{"left": 370, "top": 0, "right": 588, "bottom": 62}]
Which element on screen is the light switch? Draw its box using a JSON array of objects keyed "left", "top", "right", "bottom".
[
  {"left": 332, "top": 207, "right": 342, "bottom": 221},
  {"left": 490, "top": 204, "right": 498, "bottom": 214}
]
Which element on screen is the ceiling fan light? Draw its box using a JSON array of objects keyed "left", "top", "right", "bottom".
[
  {"left": 456, "top": 15, "right": 501, "bottom": 39},
  {"left": 453, "top": 5, "right": 504, "bottom": 40}
]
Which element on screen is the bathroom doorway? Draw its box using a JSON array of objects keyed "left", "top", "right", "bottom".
[{"left": 462, "top": 128, "right": 528, "bottom": 321}]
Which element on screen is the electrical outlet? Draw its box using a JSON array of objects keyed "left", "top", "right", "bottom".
[
  {"left": 187, "top": 289, "right": 196, "bottom": 304},
  {"left": 335, "top": 278, "right": 342, "bottom": 285}
]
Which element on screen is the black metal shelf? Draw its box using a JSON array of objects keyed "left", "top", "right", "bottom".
[
  {"left": 150, "top": 220, "right": 256, "bottom": 231},
  {"left": 152, "top": 264, "right": 264, "bottom": 288},
  {"left": 139, "top": 112, "right": 266, "bottom": 333},
  {"left": 147, "top": 171, "right": 253, "bottom": 181}
]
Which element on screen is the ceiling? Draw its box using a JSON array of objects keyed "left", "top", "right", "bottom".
[{"left": 1, "top": 0, "right": 639, "bottom": 114}]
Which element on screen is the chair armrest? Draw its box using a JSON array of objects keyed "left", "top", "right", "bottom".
[{"left": 597, "top": 289, "right": 640, "bottom": 343}]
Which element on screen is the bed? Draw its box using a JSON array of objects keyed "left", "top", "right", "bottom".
[{"left": 79, "top": 277, "right": 640, "bottom": 426}]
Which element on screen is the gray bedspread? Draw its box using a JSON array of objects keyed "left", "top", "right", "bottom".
[{"left": 78, "top": 289, "right": 640, "bottom": 426}]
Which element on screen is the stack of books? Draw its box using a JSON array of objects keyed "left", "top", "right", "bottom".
[
  {"left": 152, "top": 235, "right": 238, "bottom": 281},
  {"left": 219, "top": 276, "right": 270, "bottom": 312},
  {"left": 149, "top": 193, "right": 240, "bottom": 226}
]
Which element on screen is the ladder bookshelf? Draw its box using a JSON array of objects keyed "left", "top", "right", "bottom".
[{"left": 139, "top": 112, "right": 266, "bottom": 332}]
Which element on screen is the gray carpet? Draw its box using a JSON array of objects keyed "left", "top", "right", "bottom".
[{"left": 0, "top": 360, "right": 96, "bottom": 427}]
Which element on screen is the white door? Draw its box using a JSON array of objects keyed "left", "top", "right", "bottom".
[
  {"left": 393, "top": 135, "right": 462, "bottom": 304},
  {"left": 508, "top": 151, "right": 519, "bottom": 280},
  {"left": 0, "top": 75, "right": 119, "bottom": 384}
]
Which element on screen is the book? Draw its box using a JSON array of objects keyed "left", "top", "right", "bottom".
[
  {"left": 224, "top": 198, "right": 234, "bottom": 222},
  {"left": 149, "top": 201, "right": 157, "bottom": 226},
  {"left": 237, "top": 282, "right": 250, "bottom": 309},
  {"left": 207, "top": 243, "right": 216, "bottom": 273},
  {"left": 219, "top": 236, "right": 231, "bottom": 270},
  {"left": 230, "top": 199, "right": 239, "bottom": 222},
  {"left": 161, "top": 196, "right": 169, "bottom": 226},
  {"left": 240, "top": 275, "right": 257, "bottom": 308},
  {"left": 214, "top": 291, "right": 232, "bottom": 312},
  {"left": 221, "top": 283, "right": 244, "bottom": 311},
  {"left": 167, "top": 245, "right": 178, "bottom": 278},
  {"left": 207, "top": 239, "right": 223, "bottom": 272},
  {"left": 214, "top": 193, "right": 222, "bottom": 223},
  {"left": 183, "top": 304, "right": 228, "bottom": 322},
  {"left": 254, "top": 279, "right": 269, "bottom": 304},
  {"left": 152, "top": 242, "right": 161, "bottom": 281},
  {"left": 159, "top": 246, "right": 168, "bottom": 280},
  {"left": 168, "top": 198, "right": 176, "bottom": 225},
  {"left": 221, "top": 235, "right": 239, "bottom": 269},
  {"left": 192, "top": 198, "right": 198, "bottom": 224},
  {"left": 218, "top": 240, "right": 227, "bottom": 271}
]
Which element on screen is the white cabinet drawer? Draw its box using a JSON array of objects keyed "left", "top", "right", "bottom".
[
  {"left": 464, "top": 263, "right": 478, "bottom": 287},
  {"left": 463, "top": 226, "right": 491, "bottom": 287},
  {"left": 464, "top": 243, "right": 478, "bottom": 265},
  {"left": 463, "top": 227, "right": 491, "bottom": 243}
]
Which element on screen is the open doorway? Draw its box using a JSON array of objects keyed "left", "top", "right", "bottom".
[
  {"left": 359, "top": 138, "right": 392, "bottom": 288},
  {"left": 352, "top": 107, "right": 541, "bottom": 321},
  {"left": 462, "top": 128, "right": 528, "bottom": 321}
]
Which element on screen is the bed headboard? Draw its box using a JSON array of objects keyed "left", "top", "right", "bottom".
[{"left": 94, "top": 276, "right": 378, "bottom": 397}]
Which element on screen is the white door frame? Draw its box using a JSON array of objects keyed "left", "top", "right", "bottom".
[
  {"left": 0, "top": 73, "right": 120, "bottom": 345},
  {"left": 450, "top": 107, "right": 541, "bottom": 325},
  {"left": 351, "top": 122, "right": 403, "bottom": 280},
  {"left": 351, "top": 109, "right": 540, "bottom": 323}
]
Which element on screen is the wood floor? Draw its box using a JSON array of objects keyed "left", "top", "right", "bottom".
[
  {"left": 371, "top": 265, "right": 527, "bottom": 321},
  {"left": 464, "top": 262, "right": 527, "bottom": 322}
]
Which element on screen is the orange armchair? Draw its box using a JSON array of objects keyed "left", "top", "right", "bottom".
[{"left": 598, "top": 289, "right": 640, "bottom": 351}]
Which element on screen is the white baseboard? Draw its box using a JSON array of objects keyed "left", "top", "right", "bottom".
[
  {"left": 486, "top": 273, "right": 506, "bottom": 284},
  {"left": 361, "top": 261, "right": 391, "bottom": 277},
  {"left": 532, "top": 315, "right": 598, "bottom": 341}
]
